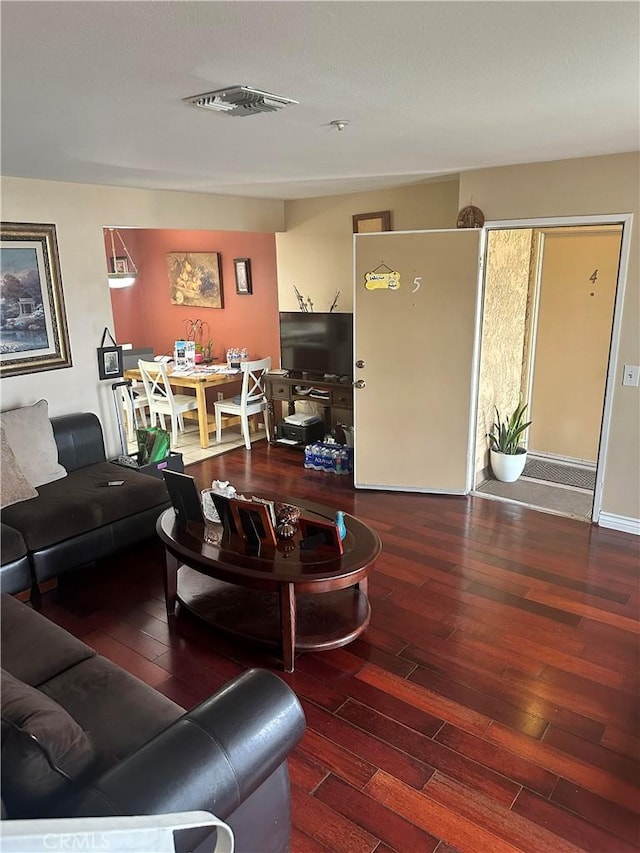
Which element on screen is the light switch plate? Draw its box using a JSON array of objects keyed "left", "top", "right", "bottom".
[{"left": 622, "top": 364, "right": 640, "bottom": 387}]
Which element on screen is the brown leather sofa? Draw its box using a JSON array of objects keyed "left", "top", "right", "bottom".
[
  {"left": 0, "top": 594, "right": 306, "bottom": 851},
  {"left": 0, "top": 412, "right": 170, "bottom": 595}
]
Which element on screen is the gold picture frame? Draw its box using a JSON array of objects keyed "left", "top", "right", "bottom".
[
  {"left": 0, "top": 221, "right": 72, "bottom": 378},
  {"left": 352, "top": 210, "right": 391, "bottom": 234}
]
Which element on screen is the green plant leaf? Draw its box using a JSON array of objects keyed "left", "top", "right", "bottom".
[{"left": 487, "top": 402, "right": 531, "bottom": 454}]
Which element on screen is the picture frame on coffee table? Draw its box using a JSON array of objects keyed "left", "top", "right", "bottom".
[
  {"left": 298, "top": 515, "right": 344, "bottom": 555},
  {"left": 229, "top": 498, "right": 277, "bottom": 547}
]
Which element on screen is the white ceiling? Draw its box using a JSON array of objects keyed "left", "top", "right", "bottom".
[{"left": 1, "top": 1, "right": 638, "bottom": 200}]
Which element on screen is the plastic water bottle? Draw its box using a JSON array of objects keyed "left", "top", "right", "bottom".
[{"left": 240, "top": 347, "right": 248, "bottom": 361}]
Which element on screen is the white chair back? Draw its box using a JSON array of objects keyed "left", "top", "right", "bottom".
[
  {"left": 120, "top": 382, "right": 148, "bottom": 443},
  {"left": 214, "top": 357, "right": 272, "bottom": 449},
  {"left": 239, "top": 357, "right": 271, "bottom": 408},
  {"left": 138, "top": 359, "right": 174, "bottom": 405},
  {"left": 137, "top": 358, "right": 200, "bottom": 447}
]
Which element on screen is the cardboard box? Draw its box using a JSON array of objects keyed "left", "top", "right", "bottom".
[{"left": 112, "top": 451, "right": 184, "bottom": 479}]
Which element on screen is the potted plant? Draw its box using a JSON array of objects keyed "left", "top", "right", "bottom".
[
  {"left": 487, "top": 401, "right": 531, "bottom": 482},
  {"left": 194, "top": 340, "right": 214, "bottom": 363}
]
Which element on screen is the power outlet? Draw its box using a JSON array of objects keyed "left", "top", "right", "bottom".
[
  {"left": 217, "top": 392, "right": 224, "bottom": 401},
  {"left": 622, "top": 364, "right": 640, "bottom": 387}
]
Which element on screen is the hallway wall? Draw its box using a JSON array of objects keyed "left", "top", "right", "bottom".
[
  {"left": 460, "top": 152, "right": 639, "bottom": 522},
  {"left": 529, "top": 227, "right": 622, "bottom": 462},
  {"left": 475, "top": 229, "right": 532, "bottom": 477}
]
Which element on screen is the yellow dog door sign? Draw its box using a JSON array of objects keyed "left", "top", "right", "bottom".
[{"left": 364, "top": 269, "right": 401, "bottom": 291}]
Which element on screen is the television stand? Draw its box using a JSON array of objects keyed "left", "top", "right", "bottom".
[{"left": 266, "top": 373, "right": 353, "bottom": 446}]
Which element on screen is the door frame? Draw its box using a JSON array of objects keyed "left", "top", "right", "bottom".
[{"left": 477, "top": 213, "right": 633, "bottom": 522}]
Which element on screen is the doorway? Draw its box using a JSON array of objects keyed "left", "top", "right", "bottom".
[{"left": 474, "top": 221, "right": 624, "bottom": 522}]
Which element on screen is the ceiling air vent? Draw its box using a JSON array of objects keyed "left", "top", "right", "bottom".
[{"left": 184, "top": 85, "right": 298, "bottom": 117}]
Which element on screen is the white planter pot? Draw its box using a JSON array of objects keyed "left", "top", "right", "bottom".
[{"left": 490, "top": 449, "right": 527, "bottom": 483}]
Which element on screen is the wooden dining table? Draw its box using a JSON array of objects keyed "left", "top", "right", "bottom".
[{"left": 124, "top": 367, "right": 241, "bottom": 448}]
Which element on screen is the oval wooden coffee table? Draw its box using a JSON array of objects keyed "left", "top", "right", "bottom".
[{"left": 157, "top": 501, "right": 382, "bottom": 672}]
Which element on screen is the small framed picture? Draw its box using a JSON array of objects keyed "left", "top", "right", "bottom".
[
  {"left": 97, "top": 346, "right": 123, "bottom": 380},
  {"left": 233, "top": 257, "right": 252, "bottom": 295},
  {"left": 229, "top": 498, "right": 277, "bottom": 547},
  {"left": 111, "top": 256, "right": 129, "bottom": 274},
  {"left": 352, "top": 210, "right": 391, "bottom": 234},
  {"left": 298, "top": 515, "right": 344, "bottom": 555}
]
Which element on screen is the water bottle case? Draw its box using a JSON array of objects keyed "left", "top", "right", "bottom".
[{"left": 304, "top": 442, "right": 353, "bottom": 474}]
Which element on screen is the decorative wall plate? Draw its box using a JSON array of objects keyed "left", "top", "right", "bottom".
[{"left": 456, "top": 205, "right": 485, "bottom": 228}]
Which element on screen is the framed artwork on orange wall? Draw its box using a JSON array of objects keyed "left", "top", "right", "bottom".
[
  {"left": 234, "top": 257, "right": 252, "bottom": 295},
  {"left": 166, "top": 252, "right": 224, "bottom": 308}
]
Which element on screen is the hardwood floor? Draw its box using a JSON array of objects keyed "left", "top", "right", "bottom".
[{"left": 36, "top": 442, "right": 639, "bottom": 852}]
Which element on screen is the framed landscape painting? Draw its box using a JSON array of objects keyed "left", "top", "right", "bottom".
[
  {"left": 0, "top": 222, "right": 72, "bottom": 378},
  {"left": 167, "top": 252, "right": 224, "bottom": 308}
]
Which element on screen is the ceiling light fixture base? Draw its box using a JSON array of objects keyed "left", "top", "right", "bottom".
[{"left": 107, "top": 228, "right": 138, "bottom": 289}]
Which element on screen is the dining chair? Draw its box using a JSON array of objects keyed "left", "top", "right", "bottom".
[
  {"left": 137, "top": 359, "right": 198, "bottom": 447},
  {"left": 120, "top": 382, "right": 149, "bottom": 444},
  {"left": 214, "top": 357, "right": 271, "bottom": 450}
]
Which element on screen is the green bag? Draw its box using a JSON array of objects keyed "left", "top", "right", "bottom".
[{"left": 136, "top": 427, "right": 170, "bottom": 465}]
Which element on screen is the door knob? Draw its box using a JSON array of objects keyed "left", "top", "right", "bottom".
[
  {"left": 355, "top": 359, "right": 366, "bottom": 369},
  {"left": 354, "top": 379, "right": 366, "bottom": 389}
]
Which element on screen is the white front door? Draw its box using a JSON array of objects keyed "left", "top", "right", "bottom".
[{"left": 354, "top": 229, "right": 482, "bottom": 492}]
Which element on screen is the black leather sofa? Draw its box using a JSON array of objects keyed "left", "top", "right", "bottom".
[
  {"left": 0, "top": 413, "right": 170, "bottom": 595},
  {"left": 1, "top": 593, "right": 306, "bottom": 851}
]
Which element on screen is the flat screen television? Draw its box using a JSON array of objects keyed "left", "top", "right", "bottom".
[{"left": 279, "top": 312, "right": 353, "bottom": 379}]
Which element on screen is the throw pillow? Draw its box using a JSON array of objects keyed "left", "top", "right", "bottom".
[
  {"left": 0, "top": 427, "right": 38, "bottom": 509},
  {"left": 1, "top": 668, "right": 95, "bottom": 818},
  {"left": 1, "top": 399, "right": 66, "bottom": 488}
]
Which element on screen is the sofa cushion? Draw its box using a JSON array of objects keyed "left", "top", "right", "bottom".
[
  {"left": 1, "top": 462, "right": 169, "bottom": 552},
  {"left": 1, "top": 400, "right": 67, "bottom": 488},
  {"left": 0, "top": 523, "right": 28, "bottom": 565},
  {"left": 1, "top": 668, "right": 96, "bottom": 818},
  {"left": 0, "top": 427, "right": 38, "bottom": 509},
  {"left": 41, "top": 655, "right": 183, "bottom": 765},
  {"left": 0, "top": 594, "right": 95, "bottom": 687}
]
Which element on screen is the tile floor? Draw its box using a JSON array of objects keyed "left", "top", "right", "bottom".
[{"left": 126, "top": 420, "right": 268, "bottom": 466}]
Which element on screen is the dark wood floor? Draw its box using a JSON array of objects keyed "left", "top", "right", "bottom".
[{"left": 36, "top": 443, "right": 639, "bottom": 852}]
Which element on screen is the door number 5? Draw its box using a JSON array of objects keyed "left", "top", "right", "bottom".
[{"left": 412, "top": 276, "right": 422, "bottom": 293}]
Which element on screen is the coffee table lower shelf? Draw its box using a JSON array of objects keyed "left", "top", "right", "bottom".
[{"left": 177, "top": 565, "right": 371, "bottom": 661}]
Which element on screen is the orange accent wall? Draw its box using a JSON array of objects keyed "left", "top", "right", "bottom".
[{"left": 108, "top": 228, "right": 279, "bottom": 363}]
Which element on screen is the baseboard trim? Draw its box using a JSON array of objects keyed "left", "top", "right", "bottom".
[{"left": 598, "top": 512, "right": 640, "bottom": 535}]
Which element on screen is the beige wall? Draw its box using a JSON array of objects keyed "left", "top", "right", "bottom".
[
  {"left": 276, "top": 179, "right": 459, "bottom": 312},
  {"left": 460, "top": 153, "right": 640, "bottom": 519},
  {"left": 3, "top": 153, "right": 637, "bottom": 520},
  {"left": 476, "top": 229, "right": 532, "bottom": 476},
  {"left": 530, "top": 228, "right": 621, "bottom": 462},
  {"left": 0, "top": 177, "right": 284, "bottom": 456}
]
